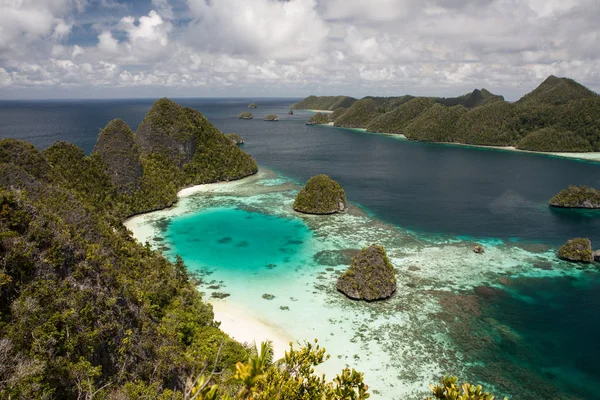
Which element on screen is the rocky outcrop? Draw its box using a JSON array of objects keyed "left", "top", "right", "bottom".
[
  {"left": 594, "top": 250, "right": 600, "bottom": 262},
  {"left": 238, "top": 112, "right": 253, "bottom": 119},
  {"left": 336, "top": 244, "right": 397, "bottom": 301},
  {"left": 248, "top": 103, "right": 258, "bottom": 109},
  {"left": 225, "top": 133, "right": 244, "bottom": 145},
  {"left": 288, "top": 110, "right": 294, "bottom": 115},
  {"left": 306, "top": 112, "right": 329, "bottom": 125},
  {"left": 558, "top": 238, "right": 593, "bottom": 263},
  {"left": 549, "top": 186, "right": 600, "bottom": 208},
  {"left": 293, "top": 174, "right": 346, "bottom": 215},
  {"left": 135, "top": 98, "right": 197, "bottom": 168},
  {"left": 473, "top": 245, "right": 485, "bottom": 254},
  {"left": 264, "top": 114, "right": 279, "bottom": 121},
  {"left": 93, "top": 119, "right": 142, "bottom": 194}
]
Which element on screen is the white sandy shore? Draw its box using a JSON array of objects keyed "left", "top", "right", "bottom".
[
  {"left": 306, "top": 109, "right": 334, "bottom": 113},
  {"left": 211, "top": 300, "right": 293, "bottom": 360}
]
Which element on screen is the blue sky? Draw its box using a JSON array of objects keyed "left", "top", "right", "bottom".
[{"left": 0, "top": 0, "right": 599, "bottom": 100}]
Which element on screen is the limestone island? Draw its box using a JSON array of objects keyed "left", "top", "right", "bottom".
[
  {"left": 306, "top": 112, "right": 330, "bottom": 125},
  {"left": 336, "top": 244, "right": 397, "bottom": 301},
  {"left": 264, "top": 114, "right": 279, "bottom": 121},
  {"left": 549, "top": 185, "right": 600, "bottom": 208},
  {"left": 238, "top": 112, "right": 253, "bottom": 119},
  {"left": 290, "top": 76, "right": 600, "bottom": 153},
  {"left": 248, "top": 103, "right": 258, "bottom": 109},
  {"left": 225, "top": 133, "right": 244, "bottom": 145},
  {"left": 293, "top": 174, "right": 346, "bottom": 214},
  {"left": 289, "top": 109, "right": 294, "bottom": 115},
  {"left": 558, "top": 238, "right": 594, "bottom": 263}
]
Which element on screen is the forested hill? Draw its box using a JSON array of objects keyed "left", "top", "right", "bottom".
[
  {"left": 0, "top": 99, "right": 260, "bottom": 398},
  {"left": 294, "top": 76, "right": 600, "bottom": 153}
]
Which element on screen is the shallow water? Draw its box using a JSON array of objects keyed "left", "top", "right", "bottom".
[{"left": 126, "top": 169, "right": 600, "bottom": 399}]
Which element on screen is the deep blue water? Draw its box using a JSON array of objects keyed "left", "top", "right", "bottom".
[
  {"left": 2, "top": 97, "right": 600, "bottom": 245},
  {"left": 1, "top": 98, "right": 600, "bottom": 398}
]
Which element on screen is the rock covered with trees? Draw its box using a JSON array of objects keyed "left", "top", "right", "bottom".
[
  {"left": 238, "top": 112, "right": 253, "bottom": 119},
  {"left": 306, "top": 112, "right": 330, "bottom": 125},
  {"left": 226, "top": 133, "right": 245, "bottom": 145},
  {"left": 549, "top": 185, "right": 600, "bottom": 208},
  {"left": 336, "top": 244, "right": 397, "bottom": 301},
  {"left": 293, "top": 174, "right": 346, "bottom": 214},
  {"left": 248, "top": 103, "right": 258, "bottom": 108},
  {"left": 558, "top": 238, "right": 594, "bottom": 263},
  {"left": 264, "top": 114, "right": 279, "bottom": 121}
]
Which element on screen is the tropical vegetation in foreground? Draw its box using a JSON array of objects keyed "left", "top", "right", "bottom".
[
  {"left": 0, "top": 98, "right": 506, "bottom": 398},
  {"left": 296, "top": 76, "right": 600, "bottom": 152}
]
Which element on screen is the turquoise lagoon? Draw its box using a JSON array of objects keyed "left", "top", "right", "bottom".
[{"left": 125, "top": 168, "right": 598, "bottom": 400}]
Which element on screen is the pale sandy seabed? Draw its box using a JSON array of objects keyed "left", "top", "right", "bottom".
[{"left": 124, "top": 168, "right": 585, "bottom": 399}]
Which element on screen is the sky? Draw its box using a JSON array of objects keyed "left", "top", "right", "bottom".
[{"left": 0, "top": 0, "right": 599, "bottom": 100}]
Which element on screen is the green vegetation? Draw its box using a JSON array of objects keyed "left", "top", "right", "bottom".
[
  {"left": 238, "top": 112, "right": 253, "bottom": 119},
  {"left": 225, "top": 133, "right": 244, "bottom": 145},
  {"left": 517, "top": 127, "right": 593, "bottom": 152},
  {"left": 306, "top": 112, "right": 330, "bottom": 125},
  {"left": 263, "top": 114, "right": 279, "bottom": 121},
  {"left": 293, "top": 174, "right": 346, "bottom": 215},
  {"left": 453, "top": 101, "right": 521, "bottom": 146},
  {"left": 336, "top": 244, "right": 396, "bottom": 301},
  {"left": 330, "top": 107, "right": 348, "bottom": 121},
  {"left": 436, "top": 88, "right": 504, "bottom": 109},
  {"left": 557, "top": 238, "right": 594, "bottom": 263},
  {"left": 290, "top": 95, "right": 357, "bottom": 111},
  {"left": 426, "top": 376, "right": 506, "bottom": 400},
  {"left": 248, "top": 103, "right": 258, "bottom": 109},
  {"left": 517, "top": 75, "right": 598, "bottom": 106},
  {"left": 404, "top": 104, "right": 468, "bottom": 142},
  {"left": 549, "top": 185, "right": 600, "bottom": 208},
  {"left": 93, "top": 119, "right": 142, "bottom": 195},
  {"left": 366, "top": 98, "right": 436, "bottom": 134},
  {"left": 334, "top": 99, "right": 381, "bottom": 129},
  {"left": 297, "top": 76, "right": 600, "bottom": 152}
]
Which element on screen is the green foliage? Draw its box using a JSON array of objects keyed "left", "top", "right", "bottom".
[
  {"left": 248, "top": 103, "right": 258, "bottom": 109},
  {"left": 93, "top": 118, "right": 142, "bottom": 195},
  {"left": 306, "top": 112, "right": 330, "bottom": 125},
  {"left": 550, "top": 185, "right": 600, "bottom": 208},
  {"left": 404, "top": 104, "right": 468, "bottom": 142},
  {"left": 334, "top": 99, "right": 381, "bottom": 129},
  {"left": 517, "top": 127, "right": 593, "bottom": 152},
  {"left": 436, "top": 89, "right": 504, "bottom": 109},
  {"left": 366, "top": 98, "right": 436, "bottom": 134},
  {"left": 517, "top": 75, "right": 598, "bottom": 106},
  {"left": 238, "top": 112, "right": 253, "bottom": 119},
  {"left": 263, "top": 115, "right": 279, "bottom": 121},
  {"left": 330, "top": 107, "right": 348, "bottom": 121},
  {"left": 187, "top": 340, "right": 370, "bottom": 400},
  {"left": 453, "top": 102, "right": 521, "bottom": 145},
  {"left": 290, "top": 95, "right": 357, "bottom": 111},
  {"left": 293, "top": 174, "right": 346, "bottom": 215},
  {"left": 557, "top": 237, "right": 594, "bottom": 263},
  {"left": 426, "top": 376, "right": 506, "bottom": 400},
  {"left": 336, "top": 244, "right": 396, "bottom": 301}
]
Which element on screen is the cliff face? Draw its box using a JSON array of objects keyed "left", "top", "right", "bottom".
[
  {"left": 93, "top": 119, "right": 143, "bottom": 195},
  {"left": 135, "top": 98, "right": 198, "bottom": 168}
]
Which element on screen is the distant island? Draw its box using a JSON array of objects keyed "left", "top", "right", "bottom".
[
  {"left": 264, "top": 114, "right": 279, "bottom": 121},
  {"left": 248, "top": 103, "right": 258, "bottom": 109},
  {"left": 238, "top": 111, "right": 253, "bottom": 119},
  {"left": 292, "top": 76, "right": 600, "bottom": 153}
]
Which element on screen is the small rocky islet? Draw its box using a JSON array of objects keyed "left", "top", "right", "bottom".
[
  {"left": 558, "top": 238, "right": 595, "bottom": 263},
  {"left": 293, "top": 174, "right": 346, "bottom": 214},
  {"left": 549, "top": 185, "right": 600, "bottom": 209},
  {"left": 264, "top": 114, "right": 280, "bottom": 121},
  {"left": 238, "top": 111, "right": 253, "bottom": 119},
  {"left": 336, "top": 244, "right": 397, "bottom": 301}
]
